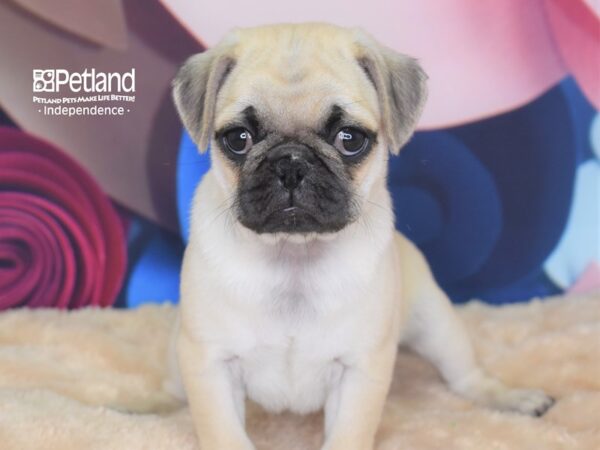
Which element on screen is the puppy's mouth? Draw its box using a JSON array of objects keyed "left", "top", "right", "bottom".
[
  {"left": 259, "top": 206, "right": 324, "bottom": 234},
  {"left": 238, "top": 192, "right": 352, "bottom": 235}
]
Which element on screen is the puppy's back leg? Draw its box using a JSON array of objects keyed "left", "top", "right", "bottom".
[{"left": 396, "top": 235, "right": 554, "bottom": 416}]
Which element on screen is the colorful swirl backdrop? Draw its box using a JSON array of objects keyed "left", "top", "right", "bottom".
[{"left": 0, "top": 0, "right": 598, "bottom": 308}]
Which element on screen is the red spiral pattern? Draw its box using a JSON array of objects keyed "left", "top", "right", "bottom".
[{"left": 0, "top": 127, "right": 127, "bottom": 309}]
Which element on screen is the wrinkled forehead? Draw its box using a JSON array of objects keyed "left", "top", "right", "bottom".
[{"left": 214, "top": 38, "right": 380, "bottom": 133}]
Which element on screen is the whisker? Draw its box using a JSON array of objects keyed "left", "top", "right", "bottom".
[{"left": 200, "top": 193, "right": 238, "bottom": 231}]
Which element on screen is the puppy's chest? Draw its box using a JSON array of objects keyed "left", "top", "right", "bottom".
[
  {"left": 234, "top": 323, "right": 345, "bottom": 415},
  {"left": 232, "top": 277, "right": 347, "bottom": 414},
  {"left": 223, "top": 260, "right": 365, "bottom": 414}
]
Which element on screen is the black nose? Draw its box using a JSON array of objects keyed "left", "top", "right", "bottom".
[{"left": 267, "top": 145, "right": 314, "bottom": 191}]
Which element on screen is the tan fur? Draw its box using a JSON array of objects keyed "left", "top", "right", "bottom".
[{"left": 170, "top": 24, "right": 554, "bottom": 450}]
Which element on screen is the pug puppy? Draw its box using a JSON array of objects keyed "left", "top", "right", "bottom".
[{"left": 166, "top": 23, "right": 554, "bottom": 450}]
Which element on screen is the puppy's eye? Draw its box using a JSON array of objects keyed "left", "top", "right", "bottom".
[
  {"left": 333, "top": 127, "right": 368, "bottom": 156},
  {"left": 222, "top": 128, "right": 253, "bottom": 155}
]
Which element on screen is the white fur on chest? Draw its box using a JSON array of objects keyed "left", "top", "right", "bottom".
[
  {"left": 232, "top": 315, "right": 345, "bottom": 414},
  {"left": 187, "top": 247, "right": 379, "bottom": 414}
]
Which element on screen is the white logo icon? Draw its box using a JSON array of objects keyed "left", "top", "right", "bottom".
[{"left": 33, "top": 70, "right": 55, "bottom": 92}]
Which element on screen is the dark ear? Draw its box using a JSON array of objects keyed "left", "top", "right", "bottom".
[
  {"left": 172, "top": 49, "right": 235, "bottom": 152},
  {"left": 357, "top": 41, "right": 428, "bottom": 154}
]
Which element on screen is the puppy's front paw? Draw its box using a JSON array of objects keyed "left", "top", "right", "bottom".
[
  {"left": 492, "top": 387, "right": 555, "bottom": 417},
  {"left": 458, "top": 375, "right": 555, "bottom": 417}
]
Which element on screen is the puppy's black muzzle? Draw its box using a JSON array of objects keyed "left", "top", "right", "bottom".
[{"left": 237, "top": 143, "right": 353, "bottom": 234}]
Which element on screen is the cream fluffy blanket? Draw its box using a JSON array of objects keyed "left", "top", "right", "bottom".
[{"left": 0, "top": 294, "right": 598, "bottom": 450}]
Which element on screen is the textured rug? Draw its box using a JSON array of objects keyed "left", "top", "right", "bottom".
[{"left": 0, "top": 293, "right": 598, "bottom": 450}]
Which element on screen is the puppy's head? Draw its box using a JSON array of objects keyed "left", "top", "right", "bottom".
[{"left": 173, "top": 23, "right": 427, "bottom": 235}]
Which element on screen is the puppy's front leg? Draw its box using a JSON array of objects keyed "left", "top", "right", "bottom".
[
  {"left": 178, "top": 331, "right": 254, "bottom": 450},
  {"left": 323, "top": 345, "right": 396, "bottom": 450}
]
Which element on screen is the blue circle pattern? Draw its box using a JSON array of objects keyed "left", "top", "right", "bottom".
[
  {"left": 389, "top": 132, "right": 502, "bottom": 284},
  {"left": 392, "top": 79, "right": 590, "bottom": 302}
]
